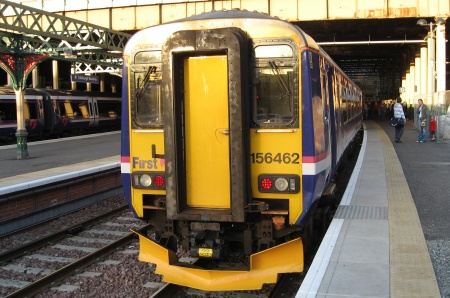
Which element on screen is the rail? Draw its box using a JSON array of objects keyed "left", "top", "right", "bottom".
[{"left": 0, "top": 206, "right": 128, "bottom": 263}]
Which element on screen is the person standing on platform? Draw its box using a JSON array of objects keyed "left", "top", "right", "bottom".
[
  {"left": 416, "top": 98, "right": 429, "bottom": 143},
  {"left": 393, "top": 98, "right": 406, "bottom": 143},
  {"left": 429, "top": 114, "right": 437, "bottom": 141},
  {"left": 408, "top": 104, "right": 414, "bottom": 121}
]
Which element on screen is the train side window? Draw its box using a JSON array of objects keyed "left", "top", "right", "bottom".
[
  {"left": 23, "top": 102, "right": 38, "bottom": 120},
  {"left": 342, "top": 100, "right": 348, "bottom": 122},
  {"left": 28, "top": 102, "right": 39, "bottom": 119},
  {"left": 252, "top": 44, "right": 297, "bottom": 127},
  {"left": 0, "top": 102, "right": 16, "bottom": 121},
  {"left": 98, "top": 102, "right": 120, "bottom": 118}
]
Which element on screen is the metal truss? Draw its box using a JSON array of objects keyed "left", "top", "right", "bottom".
[
  {"left": 75, "top": 62, "right": 123, "bottom": 76},
  {"left": 0, "top": 0, "right": 131, "bottom": 73}
]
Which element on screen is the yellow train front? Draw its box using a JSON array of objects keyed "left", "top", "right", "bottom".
[{"left": 121, "top": 10, "right": 362, "bottom": 291}]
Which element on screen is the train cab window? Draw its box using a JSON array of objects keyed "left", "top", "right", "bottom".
[
  {"left": 254, "top": 45, "right": 293, "bottom": 58},
  {"left": 132, "top": 51, "right": 163, "bottom": 128},
  {"left": 135, "top": 79, "right": 162, "bottom": 126},
  {"left": 252, "top": 44, "right": 297, "bottom": 127}
]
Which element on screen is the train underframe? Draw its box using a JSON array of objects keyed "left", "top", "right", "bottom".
[{"left": 131, "top": 191, "right": 335, "bottom": 291}]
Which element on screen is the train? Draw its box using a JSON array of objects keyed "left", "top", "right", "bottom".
[
  {"left": 121, "top": 10, "right": 362, "bottom": 291},
  {"left": 0, "top": 87, "right": 121, "bottom": 142}
]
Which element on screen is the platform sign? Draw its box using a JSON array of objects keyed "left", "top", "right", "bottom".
[{"left": 71, "top": 74, "right": 99, "bottom": 84}]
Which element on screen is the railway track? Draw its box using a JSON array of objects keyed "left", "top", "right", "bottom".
[
  {"left": 149, "top": 273, "right": 304, "bottom": 297},
  {"left": 0, "top": 206, "right": 150, "bottom": 297}
]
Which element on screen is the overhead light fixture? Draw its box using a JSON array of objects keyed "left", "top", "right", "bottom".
[
  {"left": 416, "top": 18, "right": 446, "bottom": 27},
  {"left": 416, "top": 19, "right": 428, "bottom": 26},
  {"left": 435, "top": 18, "right": 446, "bottom": 25}
]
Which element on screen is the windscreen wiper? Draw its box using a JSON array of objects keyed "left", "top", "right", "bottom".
[
  {"left": 135, "top": 66, "right": 155, "bottom": 100},
  {"left": 269, "top": 61, "right": 292, "bottom": 111}
]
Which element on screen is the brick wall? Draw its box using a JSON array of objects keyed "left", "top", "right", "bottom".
[{"left": 0, "top": 170, "right": 122, "bottom": 222}]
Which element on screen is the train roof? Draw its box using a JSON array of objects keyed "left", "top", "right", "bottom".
[
  {"left": 0, "top": 87, "right": 43, "bottom": 96},
  {"left": 169, "top": 9, "right": 277, "bottom": 22},
  {"left": 126, "top": 9, "right": 319, "bottom": 52}
]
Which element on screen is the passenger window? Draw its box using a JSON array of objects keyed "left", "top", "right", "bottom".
[
  {"left": 28, "top": 102, "right": 39, "bottom": 119},
  {"left": 97, "top": 101, "right": 120, "bottom": 118},
  {"left": 1, "top": 103, "right": 16, "bottom": 120}
]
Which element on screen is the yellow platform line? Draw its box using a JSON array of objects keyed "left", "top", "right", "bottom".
[{"left": 373, "top": 121, "right": 441, "bottom": 297}]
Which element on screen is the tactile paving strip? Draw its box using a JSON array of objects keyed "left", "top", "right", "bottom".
[{"left": 335, "top": 205, "right": 388, "bottom": 220}]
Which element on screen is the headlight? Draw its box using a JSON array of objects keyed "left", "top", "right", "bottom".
[
  {"left": 139, "top": 174, "right": 152, "bottom": 187},
  {"left": 274, "top": 178, "right": 289, "bottom": 191}
]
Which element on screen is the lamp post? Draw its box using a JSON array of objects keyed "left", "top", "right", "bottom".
[
  {"left": 435, "top": 19, "right": 447, "bottom": 105},
  {"left": 417, "top": 18, "right": 447, "bottom": 105}
]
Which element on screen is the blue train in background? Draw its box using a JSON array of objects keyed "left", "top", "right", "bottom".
[{"left": 0, "top": 87, "right": 121, "bottom": 142}]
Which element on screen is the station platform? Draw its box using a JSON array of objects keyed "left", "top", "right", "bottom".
[
  {"left": 0, "top": 132, "right": 120, "bottom": 195},
  {"left": 297, "top": 120, "right": 442, "bottom": 298}
]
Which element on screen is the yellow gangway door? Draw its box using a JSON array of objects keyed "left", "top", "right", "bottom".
[{"left": 184, "top": 55, "right": 230, "bottom": 209}]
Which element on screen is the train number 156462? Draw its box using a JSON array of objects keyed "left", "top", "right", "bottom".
[{"left": 250, "top": 152, "right": 300, "bottom": 164}]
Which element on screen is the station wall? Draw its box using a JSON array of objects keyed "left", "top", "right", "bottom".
[{"left": 3, "top": 0, "right": 450, "bottom": 31}]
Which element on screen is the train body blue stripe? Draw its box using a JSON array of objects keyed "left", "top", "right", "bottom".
[{"left": 120, "top": 59, "right": 134, "bottom": 213}]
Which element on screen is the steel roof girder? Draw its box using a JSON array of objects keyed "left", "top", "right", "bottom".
[
  {"left": 0, "top": 31, "right": 123, "bottom": 68},
  {"left": 0, "top": 0, "right": 131, "bottom": 51},
  {"left": 74, "top": 62, "right": 121, "bottom": 76},
  {"left": 0, "top": 33, "right": 58, "bottom": 54}
]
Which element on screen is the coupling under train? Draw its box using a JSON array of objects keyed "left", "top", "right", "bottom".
[
  {"left": 121, "top": 10, "right": 362, "bottom": 291},
  {"left": 0, "top": 87, "right": 121, "bottom": 142}
]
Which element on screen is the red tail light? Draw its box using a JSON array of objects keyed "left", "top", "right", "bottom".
[
  {"left": 154, "top": 175, "right": 165, "bottom": 187},
  {"left": 260, "top": 178, "right": 273, "bottom": 189}
]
